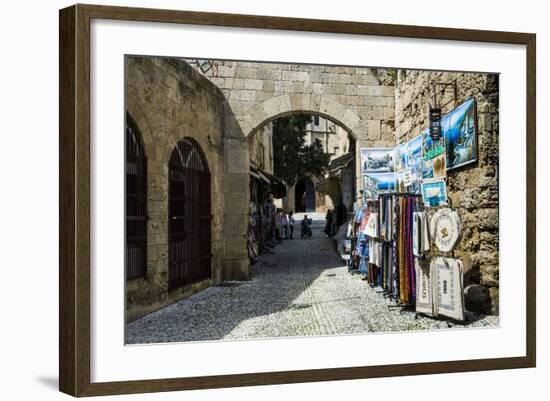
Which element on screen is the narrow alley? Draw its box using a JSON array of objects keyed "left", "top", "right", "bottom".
[{"left": 126, "top": 213, "right": 497, "bottom": 344}]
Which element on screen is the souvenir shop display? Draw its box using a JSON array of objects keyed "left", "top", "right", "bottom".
[
  {"left": 351, "top": 98, "right": 479, "bottom": 323},
  {"left": 395, "top": 134, "right": 423, "bottom": 194},
  {"left": 415, "top": 258, "right": 434, "bottom": 316},
  {"left": 365, "top": 211, "right": 378, "bottom": 238},
  {"left": 412, "top": 211, "right": 430, "bottom": 257},
  {"left": 430, "top": 208, "right": 462, "bottom": 253},
  {"left": 336, "top": 222, "right": 352, "bottom": 263},
  {"left": 442, "top": 98, "right": 478, "bottom": 171},
  {"left": 432, "top": 257, "right": 465, "bottom": 321},
  {"left": 349, "top": 192, "right": 423, "bottom": 305},
  {"left": 364, "top": 172, "right": 398, "bottom": 193},
  {"left": 360, "top": 147, "right": 396, "bottom": 174},
  {"left": 422, "top": 153, "right": 446, "bottom": 179},
  {"left": 247, "top": 202, "right": 259, "bottom": 263},
  {"left": 346, "top": 187, "right": 466, "bottom": 322},
  {"left": 422, "top": 127, "right": 447, "bottom": 180},
  {"left": 421, "top": 177, "right": 448, "bottom": 207}
]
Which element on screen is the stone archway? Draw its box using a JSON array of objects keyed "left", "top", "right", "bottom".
[
  {"left": 244, "top": 95, "right": 365, "bottom": 192},
  {"left": 188, "top": 60, "right": 398, "bottom": 196},
  {"left": 241, "top": 94, "right": 364, "bottom": 140}
]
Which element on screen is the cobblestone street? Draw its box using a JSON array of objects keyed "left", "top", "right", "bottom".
[{"left": 126, "top": 213, "right": 497, "bottom": 344}]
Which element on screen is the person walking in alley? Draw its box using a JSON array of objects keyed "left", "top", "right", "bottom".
[
  {"left": 324, "top": 209, "right": 334, "bottom": 237},
  {"left": 301, "top": 214, "right": 312, "bottom": 238},
  {"left": 288, "top": 211, "right": 295, "bottom": 239},
  {"left": 275, "top": 209, "right": 283, "bottom": 244},
  {"left": 281, "top": 211, "right": 289, "bottom": 239},
  {"left": 265, "top": 197, "right": 277, "bottom": 248}
]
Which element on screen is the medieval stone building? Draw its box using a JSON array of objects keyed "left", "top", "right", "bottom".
[
  {"left": 125, "top": 56, "right": 499, "bottom": 321},
  {"left": 125, "top": 57, "right": 250, "bottom": 321}
]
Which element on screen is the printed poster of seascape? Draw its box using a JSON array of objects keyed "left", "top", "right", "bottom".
[
  {"left": 395, "top": 142, "right": 408, "bottom": 172},
  {"left": 364, "top": 172, "right": 397, "bottom": 192},
  {"left": 360, "top": 148, "right": 395, "bottom": 174},
  {"left": 396, "top": 135, "right": 422, "bottom": 193},
  {"left": 442, "top": 98, "right": 477, "bottom": 170},
  {"left": 397, "top": 134, "right": 422, "bottom": 170}
]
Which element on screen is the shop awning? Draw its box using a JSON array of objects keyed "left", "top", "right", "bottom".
[
  {"left": 250, "top": 166, "right": 270, "bottom": 184},
  {"left": 328, "top": 152, "right": 355, "bottom": 175},
  {"left": 249, "top": 166, "right": 287, "bottom": 197},
  {"left": 316, "top": 177, "right": 328, "bottom": 193},
  {"left": 257, "top": 171, "right": 271, "bottom": 184}
]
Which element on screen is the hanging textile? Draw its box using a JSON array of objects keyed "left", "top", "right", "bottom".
[
  {"left": 368, "top": 237, "right": 377, "bottom": 285},
  {"left": 407, "top": 197, "right": 416, "bottom": 301},
  {"left": 432, "top": 257, "right": 465, "bottom": 321},
  {"left": 413, "top": 211, "right": 430, "bottom": 257},
  {"left": 359, "top": 207, "right": 371, "bottom": 234},
  {"left": 365, "top": 212, "right": 378, "bottom": 238},
  {"left": 346, "top": 190, "right": 465, "bottom": 322},
  {"left": 391, "top": 195, "right": 400, "bottom": 300},
  {"left": 358, "top": 240, "right": 369, "bottom": 275},
  {"left": 415, "top": 257, "right": 434, "bottom": 316},
  {"left": 398, "top": 196, "right": 408, "bottom": 303}
]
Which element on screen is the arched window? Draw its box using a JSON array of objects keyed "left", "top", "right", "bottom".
[
  {"left": 126, "top": 113, "right": 147, "bottom": 280},
  {"left": 168, "top": 138, "right": 212, "bottom": 289}
]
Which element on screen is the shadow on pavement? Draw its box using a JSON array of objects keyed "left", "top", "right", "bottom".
[{"left": 125, "top": 212, "right": 344, "bottom": 344}]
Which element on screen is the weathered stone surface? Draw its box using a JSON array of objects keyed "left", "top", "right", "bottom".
[
  {"left": 188, "top": 60, "right": 396, "bottom": 184},
  {"left": 127, "top": 57, "right": 499, "bottom": 322},
  {"left": 366, "top": 120, "right": 381, "bottom": 140},
  {"left": 125, "top": 56, "right": 248, "bottom": 322},
  {"left": 395, "top": 70, "right": 499, "bottom": 315},
  {"left": 464, "top": 284, "right": 492, "bottom": 315}
]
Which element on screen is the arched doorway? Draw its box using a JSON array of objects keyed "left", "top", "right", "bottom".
[
  {"left": 126, "top": 112, "right": 148, "bottom": 280},
  {"left": 168, "top": 138, "right": 212, "bottom": 289},
  {"left": 295, "top": 177, "right": 315, "bottom": 213}
]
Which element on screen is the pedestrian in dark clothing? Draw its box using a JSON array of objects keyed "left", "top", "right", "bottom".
[
  {"left": 324, "top": 209, "right": 333, "bottom": 237},
  {"left": 301, "top": 214, "right": 312, "bottom": 238},
  {"left": 288, "top": 211, "right": 295, "bottom": 239}
]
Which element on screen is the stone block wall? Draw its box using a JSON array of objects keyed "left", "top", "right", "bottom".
[
  {"left": 395, "top": 70, "right": 499, "bottom": 314},
  {"left": 124, "top": 57, "right": 498, "bottom": 321},
  {"left": 125, "top": 57, "right": 249, "bottom": 321},
  {"left": 249, "top": 122, "right": 274, "bottom": 174},
  {"left": 188, "top": 60, "right": 397, "bottom": 190}
]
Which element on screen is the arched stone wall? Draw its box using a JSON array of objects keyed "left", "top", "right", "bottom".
[
  {"left": 124, "top": 57, "right": 397, "bottom": 321},
  {"left": 240, "top": 95, "right": 364, "bottom": 140},
  {"left": 243, "top": 99, "right": 364, "bottom": 201},
  {"left": 194, "top": 61, "right": 397, "bottom": 147},
  {"left": 125, "top": 56, "right": 249, "bottom": 322},
  {"left": 192, "top": 61, "right": 398, "bottom": 191}
]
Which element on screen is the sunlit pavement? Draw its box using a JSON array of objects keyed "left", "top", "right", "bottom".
[{"left": 126, "top": 213, "right": 497, "bottom": 344}]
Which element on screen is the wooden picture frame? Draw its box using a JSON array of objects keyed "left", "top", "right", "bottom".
[{"left": 59, "top": 3, "right": 536, "bottom": 397}]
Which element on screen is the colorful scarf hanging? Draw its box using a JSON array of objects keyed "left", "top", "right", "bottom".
[
  {"left": 392, "top": 195, "right": 400, "bottom": 300},
  {"left": 408, "top": 197, "right": 416, "bottom": 301},
  {"left": 399, "top": 196, "right": 408, "bottom": 303}
]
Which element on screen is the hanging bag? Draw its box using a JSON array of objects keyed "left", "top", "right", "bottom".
[{"left": 432, "top": 257, "right": 465, "bottom": 321}]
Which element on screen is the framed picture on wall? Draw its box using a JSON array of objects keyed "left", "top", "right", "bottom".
[
  {"left": 443, "top": 97, "right": 479, "bottom": 171},
  {"left": 59, "top": 4, "right": 536, "bottom": 397}
]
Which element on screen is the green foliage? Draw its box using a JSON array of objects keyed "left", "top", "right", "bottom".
[
  {"left": 387, "top": 68, "right": 398, "bottom": 81},
  {"left": 272, "top": 114, "right": 331, "bottom": 186}
]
